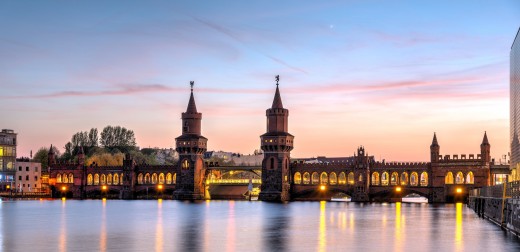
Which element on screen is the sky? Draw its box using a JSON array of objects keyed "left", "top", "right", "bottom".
[{"left": 1, "top": 1, "right": 519, "bottom": 162}]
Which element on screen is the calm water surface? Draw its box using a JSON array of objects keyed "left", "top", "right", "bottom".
[{"left": 1, "top": 199, "right": 520, "bottom": 252}]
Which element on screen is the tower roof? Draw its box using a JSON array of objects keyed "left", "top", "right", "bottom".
[
  {"left": 186, "top": 81, "right": 198, "bottom": 113},
  {"left": 431, "top": 132, "right": 439, "bottom": 147},
  {"left": 48, "top": 144, "right": 54, "bottom": 154},
  {"left": 271, "top": 75, "right": 283, "bottom": 109},
  {"left": 481, "top": 131, "right": 489, "bottom": 145}
]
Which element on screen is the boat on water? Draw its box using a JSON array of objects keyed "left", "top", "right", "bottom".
[
  {"left": 401, "top": 193, "right": 428, "bottom": 203},
  {"left": 331, "top": 197, "right": 352, "bottom": 202}
]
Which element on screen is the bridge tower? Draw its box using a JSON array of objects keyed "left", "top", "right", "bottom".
[
  {"left": 430, "top": 132, "right": 440, "bottom": 163},
  {"left": 352, "top": 146, "right": 370, "bottom": 201},
  {"left": 481, "top": 131, "right": 491, "bottom": 164},
  {"left": 173, "top": 81, "right": 208, "bottom": 200},
  {"left": 259, "top": 76, "right": 294, "bottom": 202}
]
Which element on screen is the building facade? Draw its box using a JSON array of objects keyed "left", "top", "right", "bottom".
[
  {"left": 14, "top": 160, "right": 42, "bottom": 192},
  {"left": 511, "top": 27, "right": 520, "bottom": 180},
  {"left": 0, "top": 129, "right": 17, "bottom": 190}
]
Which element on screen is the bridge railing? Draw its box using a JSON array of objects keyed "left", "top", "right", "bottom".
[
  {"left": 206, "top": 179, "right": 261, "bottom": 185},
  {"left": 469, "top": 181, "right": 520, "bottom": 199}
]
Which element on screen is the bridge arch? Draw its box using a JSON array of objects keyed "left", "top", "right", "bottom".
[
  {"left": 320, "top": 172, "right": 328, "bottom": 184},
  {"left": 347, "top": 172, "right": 355, "bottom": 185},
  {"left": 114, "top": 173, "right": 119, "bottom": 185},
  {"left": 466, "top": 171, "right": 474, "bottom": 184},
  {"left": 107, "top": 174, "right": 113, "bottom": 185},
  {"left": 303, "top": 172, "right": 310, "bottom": 184},
  {"left": 400, "top": 172, "right": 408, "bottom": 186},
  {"left": 57, "top": 173, "right": 62, "bottom": 183},
  {"left": 94, "top": 174, "right": 100, "bottom": 185},
  {"left": 420, "top": 172, "right": 428, "bottom": 186},
  {"left": 166, "top": 173, "right": 172, "bottom": 184},
  {"left": 371, "top": 172, "right": 380, "bottom": 185},
  {"left": 294, "top": 172, "right": 302, "bottom": 184},
  {"left": 329, "top": 172, "right": 337, "bottom": 185},
  {"left": 338, "top": 172, "right": 346, "bottom": 185},
  {"left": 410, "top": 172, "right": 418, "bottom": 186},
  {"left": 381, "top": 172, "right": 389, "bottom": 186},
  {"left": 87, "top": 174, "right": 93, "bottom": 185},
  {"left": 100, "top": 174, "right": 106, "bottom": 185},
  {"left": 391, "top": 172, "right": 398, "bottom": 185},
  {"left": 455, "top": 172, "right": 464, "bottom": 184},
  {"left": 311, "top": 172, "right": 319, "bottom": 185}
]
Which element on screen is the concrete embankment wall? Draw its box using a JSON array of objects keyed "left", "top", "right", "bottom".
[{"left": 468, "top": 183, "right": 520, "bottom": 237}]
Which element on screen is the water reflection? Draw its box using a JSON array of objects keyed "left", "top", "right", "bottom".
[
  {"left": 455, "top": 203, "right": 463, "bottom": 251},
  {"left": 318, "top": 201, "right": 326, "bottom": 252},
  {"left": 262, "top": 203, "right": 289, "bottom": 251},
  {"left": 2, "top": 200, "right": 520, "bottom": 252},
  {"left": 155, "top": 199, "right": 163, "bottom": 252}
]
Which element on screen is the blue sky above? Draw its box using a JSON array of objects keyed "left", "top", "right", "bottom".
[{"left": 1, "top": 1, "right": 519, "bottom": 161}]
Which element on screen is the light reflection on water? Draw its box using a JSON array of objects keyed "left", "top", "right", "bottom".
[{"left": 1, "top": 200, "right": 520, "bottom": 252}]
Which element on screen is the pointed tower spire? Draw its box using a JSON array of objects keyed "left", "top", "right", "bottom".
[
  {"left": 482, "top": 131, "right": 489, "bottom": 145},
  {"left": 186, "top": 81, "right": 198, "bottom": 114},
  {"left": 431, "top": 132, "right": 439, "bottom": 147},
  {"left": 272, "top": 75, "right": 284, "bottom": 109}
]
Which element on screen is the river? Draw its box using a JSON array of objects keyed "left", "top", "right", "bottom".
[{"left": 1, "top": 199, "right": 519, "bottom": 251}]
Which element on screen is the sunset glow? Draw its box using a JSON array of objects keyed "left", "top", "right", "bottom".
[{"left": 1, "top": 1, "right": 519, "bottom": 161}]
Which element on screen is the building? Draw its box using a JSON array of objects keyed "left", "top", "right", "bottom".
[
  {"left": 0, "top": 129, "right": 17, "bottom": 190},
  {"left": 14, "top": 159, "right": 42, "bottom": 192},
  {"left": 511, "top": 27, "right": 520, "bottom": 180}
]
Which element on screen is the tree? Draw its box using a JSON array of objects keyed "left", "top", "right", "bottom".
[
  {"left": 87, "top": 128, "right": 98, "bottom": 147},
  {"left": 100, "top": 126, "right": 136, "bottom": 150},
  {"left": 32, "top": 146, "right": 60, "bottom": 170},
  {"left": 86, "top": 153, "right": 124, "bottom": 166}
]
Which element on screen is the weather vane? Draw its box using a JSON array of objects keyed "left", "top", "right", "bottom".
[
  {"left": 190, "top": 81, "right": 194, "bottom": 91},
  {"left": 275, "top": 75, "right": 280, "bottom": 86}
]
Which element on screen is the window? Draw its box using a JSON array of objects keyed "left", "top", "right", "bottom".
[
  {"left": 371, "top": 172, "right": 380, "bottom": 186},
  {"left": 94, "top": 174, "right": 100, "bottom": 185},
  {"left": 159, "top": 173, "right": 165, "bottom": 184},
  {"left": 57, "top": 173, "right": 62, "bottom": 183},
  {"left": 18, "top": 176, "right": 22, "bottom": 181},
  {"left": 166, "top": 173, "right": 172, "bottom": 184},
  {"left": 107, "top": 174, "right": 113, "bottom": 185},
  {"left": 34, "top": 176, "right": 38, "bottom": 181},
  {"left": 182, "top": 160, "right": 190, "bottom": 170},
  {"left": 152, "top": 173, "right": 158, "bottom": 184},
  {"left": 34, "top": 167, "right": 38, "bottom": 172},
  {"left": 113, "top": 173, "right": 119, "bottom": 185},
  {"left": 18, "top": 166, "right": 21, "bottom": 171},
  {"left": 100, "top": 174, "right": 106, "bottom": 185},
  {"left": 26, "top": 167, "right": 29, "bottom": 171},
  {"left": 144, "top": 173, "right": 151, "bottom": 184},
  {"left": 68, "top": 173, "right": 73, "bottom": 184},
  {"left": 294, "top": 172, "right": 302, "bottom": 184}
]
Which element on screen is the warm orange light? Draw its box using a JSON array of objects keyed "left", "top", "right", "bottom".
[
  {"left": 61, "top": 186, "right": 66, "bottom": 191},
  {"left": 320, "top": 185, "right": 326, "bottom": 191},
  {"left": 61, "top": 197, "right": 66, "bottom": 201},
  {"left": 6, "top": 185, "right": 10, "bottom": 189},
  {"left": 102, "top": 185, "right": 107, "bottom": 191},
  {"left": 456, "top": 188, "right": 462, "bottom": 193},
  {"left": 158, "top": 184, "right": 163, "bottom": 190},
  {"left": 396, "top": 186, "right": 402, "bottom": 192}
]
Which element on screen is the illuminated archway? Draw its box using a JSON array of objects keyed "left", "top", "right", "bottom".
[
  {"left": 400, "top": 172, "right": 408, "bottom": 186},
  {"left": 294, "top": 172, "right": 302, "bottom": 184},
  {"left": 329, "top": 172, "right": 337, "bottom": 185},
  {"left": 381, "top": 172, "right": 389, "bottom": 186},
  {"left": 166, "top": 173, "right": 172, "bottom": 184},
  {"left": 371, "top": 172, "right": 380, "bottom": 186},
  {"left": 159, "top": 173, "right": 165, "bottom": 184},
  {"left": 391, "top": 172, "right": 399, "bottom": 185},
  {"left": 87, "top": 174, "right": 93, "bottom": 185},
  {"left": 107, "top": 174, "right": 113, "bottom": 185},
  {"left": 410, "top": 172, "right": 418, "bottom": 186},
  {"left": 445, "top": 172, "right": 454, "bottom": 184},
  {"left": 182, "top": 159, "right": 190, "bottom": 169},
  {"left": 100, "top": 174, "right": 106, "bottom": 185},
  {"left": 113, "top": 173, "right": 119, "bottom": 185},
  {"left": 420, "top": 172, "right": 428, "bottom": 186},
  {"left": 138, "top": 173, "right": 143, "bottom": 184},
  {"left": 144, "top": 173, "right": 151, "bottom": 184},
  {"left": 303, "top": 172, "right": 310, "bottom": 185},
  {"left": 347, "top": 172, "right": 355, "bottom": 185},
  {"left": 311, "top": 172, "right": 319, "bottom": 185},
  {"left": 455, "top": 172, "right": 464, "bottom": 184},
  {"left": 57, "top": 173, "right": 62, "bottom": 183},
  {"left": 62, "top": 174, "right": 68, "bottom": 183},
  {"left": 68, "top": 173, "right": 73, "bottom": 184},
  {"left": 320, "top": 172, "right": 328, "bottom": 184},
  {"left": 173, "top": 173, "right": 177, "bottom": 184},
  {"left": 151, "top": 173, "right": 158, "bottom": 184},
  {"left": 466, "top": 172, "right": 474, "bottom": 184},
  {"left": 338, "top": 172, "right": 346, "bottom": 185},
  {"left": 120, "top": 173, "right": 124, "bottom": 185},
  {"left": 94, "top": 174, "right": 100, "bottom": 185}
]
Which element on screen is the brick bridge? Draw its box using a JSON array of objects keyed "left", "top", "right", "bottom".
[{"left": 47, "top": 78, "right": 501, "bottom": 202}]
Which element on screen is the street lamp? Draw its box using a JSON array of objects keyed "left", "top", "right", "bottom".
[
  {"left": 320, "top": 185, "right": 326, "bottom": 191},
  {"left": 61, "top": 186, "right": 67, "bottom": 199},
  {"left": 395, "top": 186, "right": 402, "bottom": 192},
  {"left": 456, "top": 188, "right": 462, "bottom": 194}
]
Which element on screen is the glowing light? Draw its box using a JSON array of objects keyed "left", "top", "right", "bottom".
[
  {"left": 395, "top": 186, "right": 402, "bottom": 192},
  {"left": 158, "top": 184, "right": 163, "bottom": 190},
  {"left": 6, "top": 185, "right": 10, "bottom": 189},
  {"left": 61, "top": 186, "right": 66, "bottom": 191},
  {"left": 455, "top": 203, "right": 463, "bottom": 247},
  {"left": 102, "top": 185, "right": 107, "bottom": 191},
  {"left": 319, "top": 201, "right": 326, "bottom": 252},
  {"left": 456, "top": 188, "right": 462, "bottom": 193},
  {"left": 61, "top": 197, "right": 66, "bottom": 201},
  {"left": 320, "top": 185, "right": 326, "bottom": 191}
]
